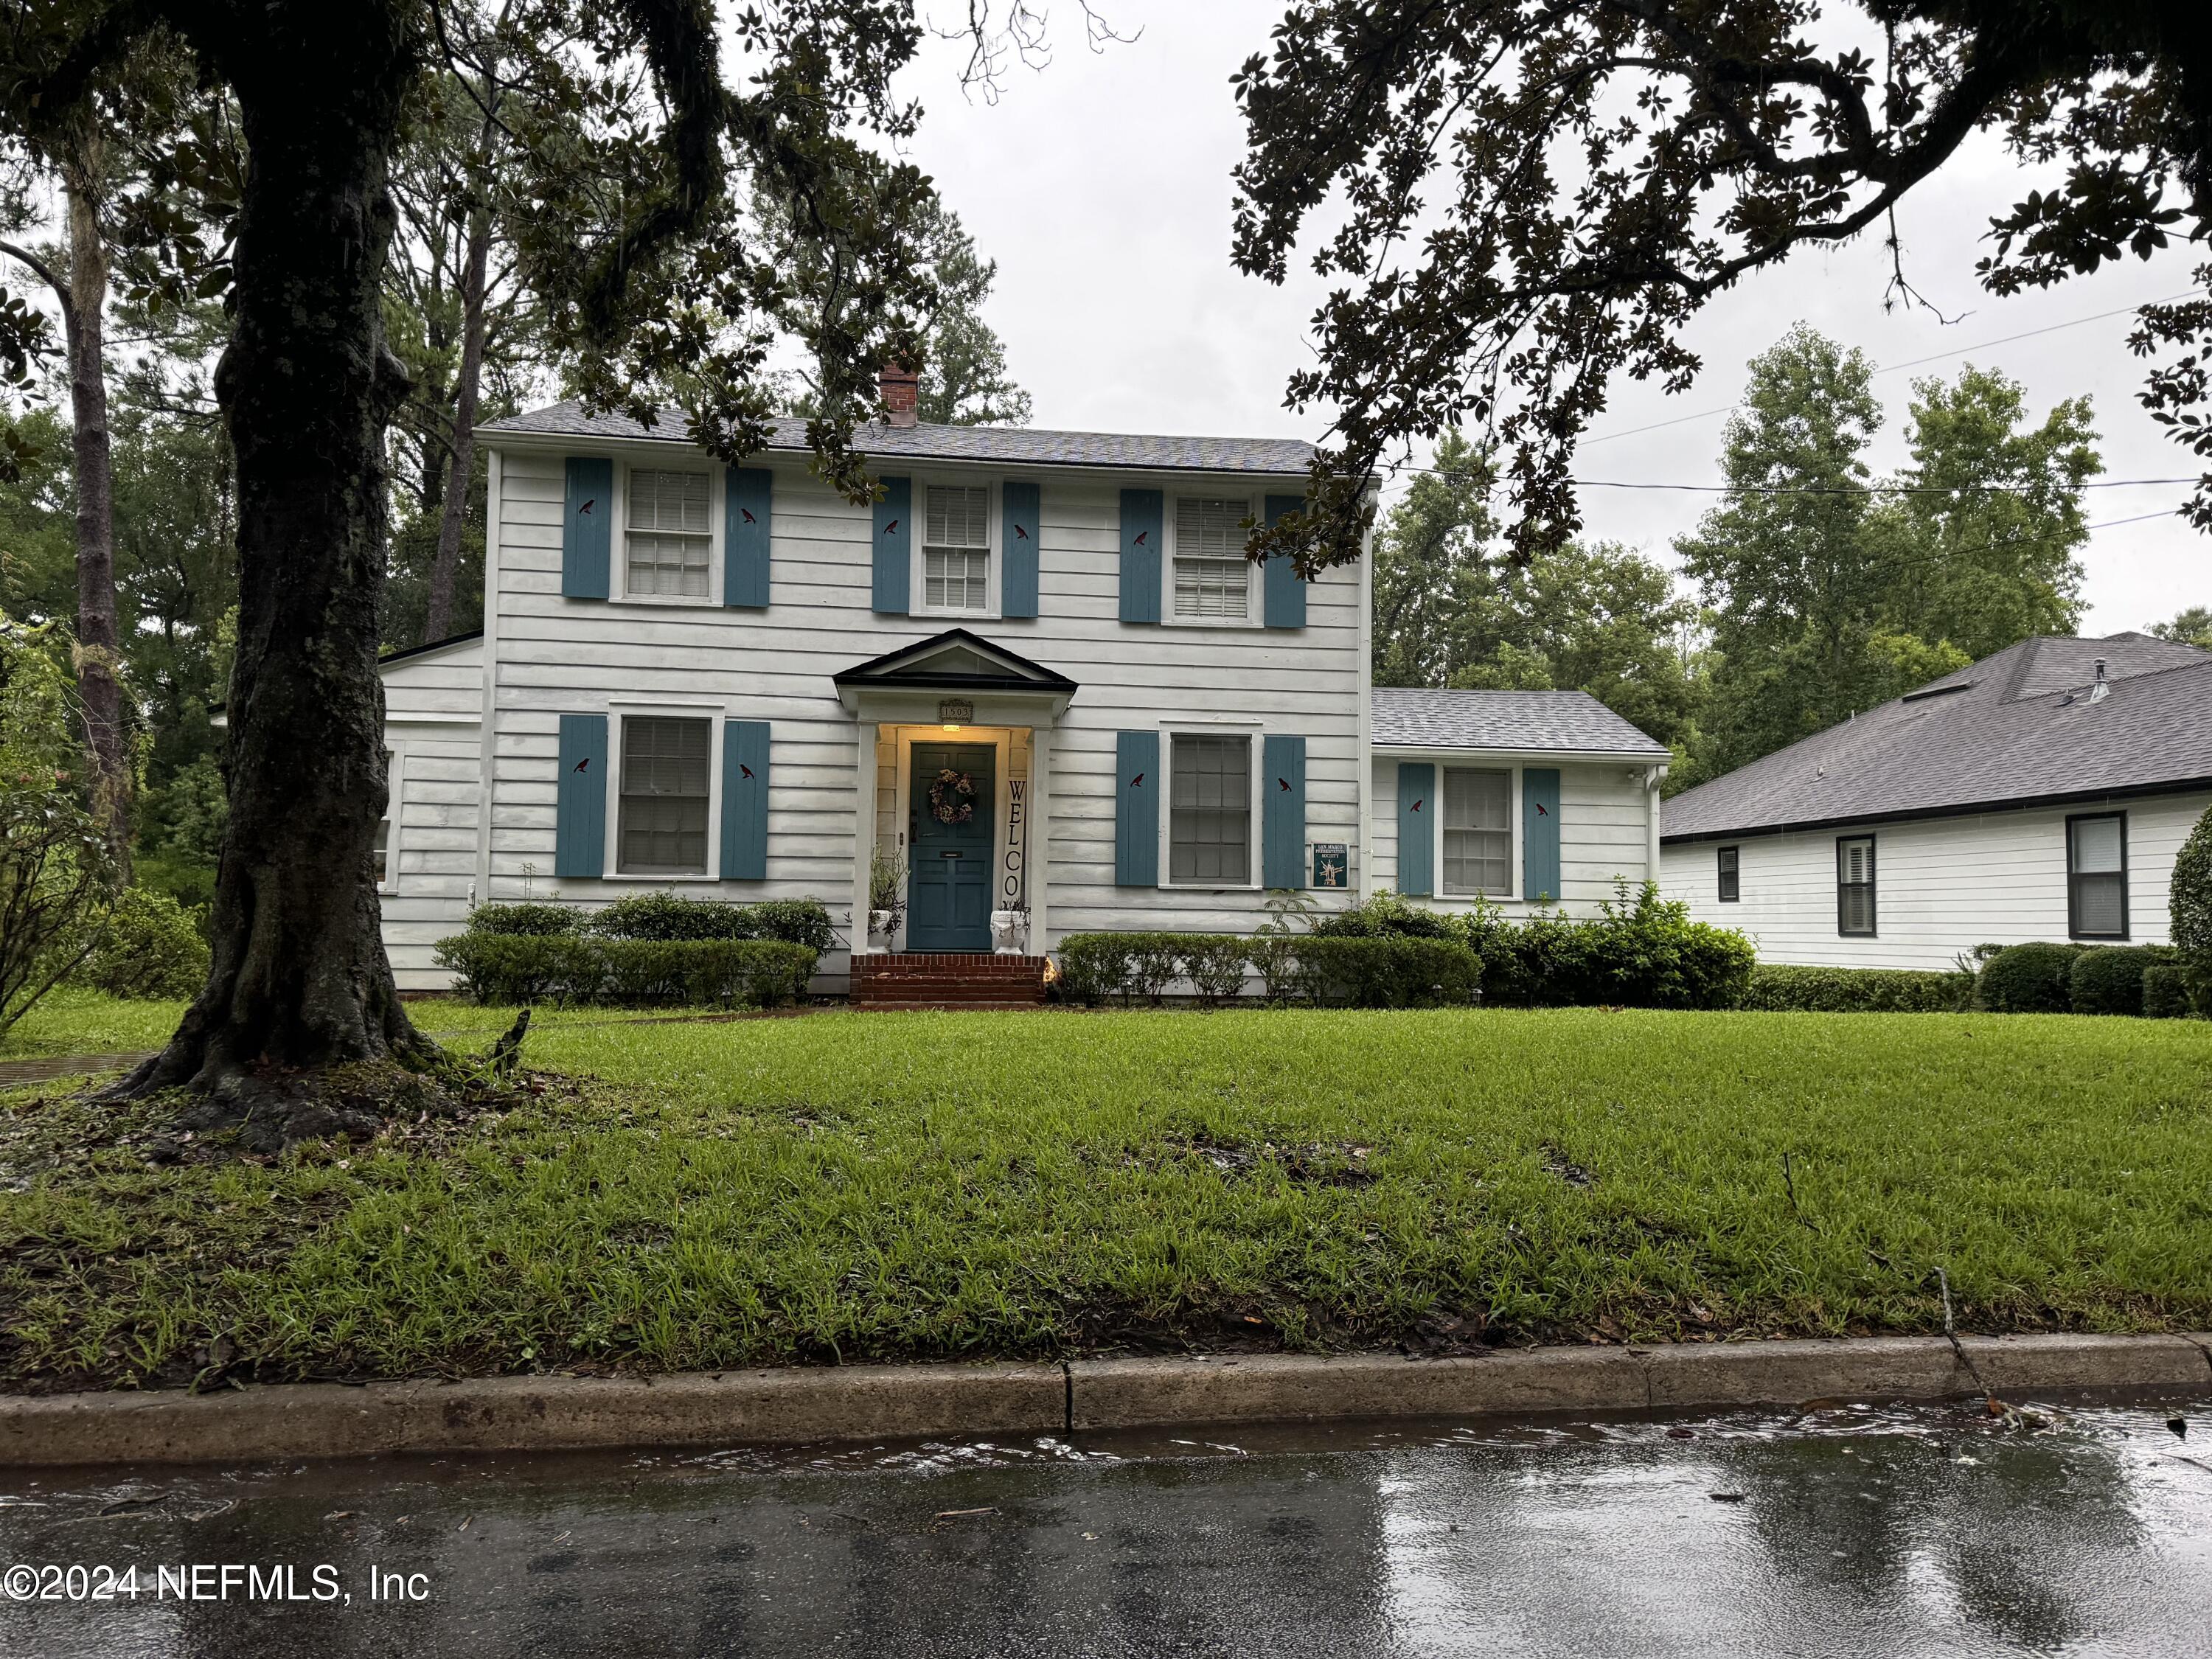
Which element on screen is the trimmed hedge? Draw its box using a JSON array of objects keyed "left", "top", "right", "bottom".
[
  {"left": 1053, "top": 930, "right": 1479, "bottom": 1009},
  {"left": 465, "top": 902, "right": 581, "bottom": 936},
  {"left": 2143, "top": 964, "right": 2195, "bottom": 1019},
  {"left": 582, "top": 892, "right": 836, "bottom": 949},
  {"left": 1977, "top": 942, "right": 2083, "bottom": 1014},
  {"left": 433, "top": 933, "right": 817, "bottom": 1007},
  {"left": 1292, "top": 936, "right": 1481, "bottom": 1008},
  {"left": 2068, "top": 946, "right": 2171, "bottom": 1017},
  {"left": 1739, "top": 964, "right": 1975, "bottom": 1013}
]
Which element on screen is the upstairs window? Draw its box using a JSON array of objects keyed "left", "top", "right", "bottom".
[
  {"left": 1169, "top": 734, "right": 1251, "bottom": 885},
  {"left": 626, "top": 467, "right": 712, "bottom": 597},
  {"left": 2067, "top": 814, "right": 2128, "bottom": 939},
  {"left": 1717, "top": 845, "right": 1739, "bottom": 902},
  {"left": 1441, "top": 768, "right": 1512, "bottom": 895},
  {"left": 619, "top": 716, "right": 711, "bottom": 874},
  {"left": 1172, "top": 496, "right": 1252, "bottom": 621},
  {"left": 1836, "top": 835, "right": 1876, "bottom": 936},
  {"left": 923, "top": 484, "right": 990, "bottom": 612}
]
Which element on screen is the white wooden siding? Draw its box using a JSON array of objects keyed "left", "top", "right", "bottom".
[
  {"left": 1366, "top": 754, "right": 1656, "bottom": 911},
  {"left": 1657, "top": 790, "right": 2212, "bottom": 968},
  {"left": 379, "top": 639, "right": 484, "bottom": 989}
]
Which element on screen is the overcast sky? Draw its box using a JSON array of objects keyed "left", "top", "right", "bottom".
[{"left": 891, "top": 1, "right": 2209, "bottom": 639}]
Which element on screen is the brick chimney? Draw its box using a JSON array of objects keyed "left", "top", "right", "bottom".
[{"left": 879, "top": 363, "right": 919, "bottom": 428}]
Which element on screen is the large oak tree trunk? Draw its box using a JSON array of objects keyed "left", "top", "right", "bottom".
[
  {"left": 425, "top": 198, "right": 490, "bottom": 642},
  {"left": 121, "top": 14, "right": 428, "bottom": 1096}
]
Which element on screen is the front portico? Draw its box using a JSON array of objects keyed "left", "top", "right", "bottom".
[{"left": 832, "top": 629, "right": 1077, "bottom": 956}]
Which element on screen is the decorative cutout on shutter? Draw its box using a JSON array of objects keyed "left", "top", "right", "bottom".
[
  {"left": 563, "top": 457, "right": 613, "bottom": 599},
  {"left": 872, "top": 476, "right": 911, "bottom": 614},
  {"left": 725, "top": 467, "right": 771, "bottom": 608},
  {"left": 1115, "top": 730, "right": 1161, "bottom": 886},
  {"left": 1001, "top": 481, "right": 1040, "bottom": 619},
  {"left": 1119, "top": 489, "right": 1163, "bottom": 625},
  {"left": 1523, "top": 766, "right": 1562, "bottom": 904},
  {"left": 1262, "top": 494, "right": 1307, "bottom": 629},
  {"left": 1262, "top": 734, "right": 1307, "bottom": 888},
  {"left": 1396, "top": 762, "right": 1435, "bottom": 898},
  {"left": 720, "top": 720, "right": 770, "bottom": 880},
  {"left": 554, "top": 714, "right": 608, "bottom": 877}
]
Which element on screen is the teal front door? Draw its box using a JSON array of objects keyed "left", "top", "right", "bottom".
[{"left": 908, "top": 742, "right": 995, "bottom": 951}]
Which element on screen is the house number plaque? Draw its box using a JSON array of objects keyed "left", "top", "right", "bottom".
[{"left": 939, "top": 699, "right": 974, "bottom": 724}]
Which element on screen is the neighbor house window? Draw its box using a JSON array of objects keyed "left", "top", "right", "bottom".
[
  {"left": 2067, "top": 813, "right": 2128, "bottom": 939},
  {"left": 1172, "top": 496, "right": 1253, "bottom": 621},
  {"left": 619, "top": 716, "right": 711, "bottom": 874},
  {"left": 923, "top": 484, "right": 990, "bottom": 612},
  {"left": 1836, "top": 835, "right": 1876, "bottom": 936},
  {"left": 374, "top": 748, "right": 397, "bottom": 889},
  {"left": 1717, "top": 845, "right": 1739, "bottom": 902},
  {"left": 625, "top": 467, "right": 712, "bottom": 597},
  {"left": 1169, "top": 734, "right": 1251, "bottom": 884},
  {"left": 1441, "top": 768, "right": 1512, "bottom": 894}
]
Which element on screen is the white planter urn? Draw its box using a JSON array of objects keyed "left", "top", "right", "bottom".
[
  {"left": 990, "top": 909, "right": 1029, "bottom": 956},
  {"left": 867, "top": 910, "right": 897, "bottom": 951}
]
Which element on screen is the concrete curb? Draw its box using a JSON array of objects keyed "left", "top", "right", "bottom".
[{"left": 1, "top": 1334, "right": 2206, "bottom": 1469}]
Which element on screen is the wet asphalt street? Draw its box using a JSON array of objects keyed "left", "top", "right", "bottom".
[{"left": 0, "top": 1396, "right": 2208, "bottom": 1658}]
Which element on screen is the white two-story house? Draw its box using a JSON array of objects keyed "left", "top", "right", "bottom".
[{"left": 376, "top": 372, "right": 1671, "bottom": 993}]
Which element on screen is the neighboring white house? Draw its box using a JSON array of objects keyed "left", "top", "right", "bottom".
[
  {"left": 1658, "top": 633, "right": 2212, "bottom": 970},
  {"left": 375, "top": 378, "right": 1670, "bottom": 991}
]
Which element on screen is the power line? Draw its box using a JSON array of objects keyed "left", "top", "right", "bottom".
[{"left": 1568, "top": 475, "right": 2199, "bottom": 496}]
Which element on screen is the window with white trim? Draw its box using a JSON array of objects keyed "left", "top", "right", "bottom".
[
  {"left": 923, "top": 484, "right": 990, "bottom": 613},
  {"left": 1172, "top": 496, "right": 1253, "bottom": 621},
  {"left": 1836, "top": 835, "right": 1876, "bottom": 936},
  {"left": 2067, "top": 813, "right": 2128, "bottom": 939},
  {"left": 373, "top": 748, "right": 397, "bottom": 890},
  {"left": 1717, "top": 845, "right": 1739, "bottom": 902},
  {"left": 618, "top": 716, "right": 712, "bottom": 874},
  {"left": 1441, "top": 768, "right": 1512, "bottom": 894},
  {"left": 625, "top": 467, "right": 712, "bottom": 597},
  {"left": 1169, "top": 734, "right": 1251, "bottom": 884}
]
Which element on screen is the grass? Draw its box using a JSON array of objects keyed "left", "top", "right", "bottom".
[{"left": 2, "top": 1001, "right": 2210, "bottom": 1391}]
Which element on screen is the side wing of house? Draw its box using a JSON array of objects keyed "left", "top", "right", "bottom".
[{"left": 377, "top": 634, "right": 485, "bottom": 990}]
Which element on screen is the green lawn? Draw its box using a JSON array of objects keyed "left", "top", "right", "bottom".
[{"left": 3, "top": 1003, "right": 2209, "bottom": 1390}]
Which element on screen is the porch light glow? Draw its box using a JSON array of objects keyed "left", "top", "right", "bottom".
[{"left": 942, "top": 723, "right": 961, "bottom": 731}]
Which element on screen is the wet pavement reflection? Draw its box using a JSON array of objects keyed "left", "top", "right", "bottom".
[{"left": 1, "top": 1394, "right": 2208, "bottom": 1656}]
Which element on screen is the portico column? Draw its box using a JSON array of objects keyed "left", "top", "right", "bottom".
[
  {"left": 852, "top": 718, "right": 877, "bottom": 956},
  {"left": 1027, "top": 723, "right": 1051, "bottom": 953}
]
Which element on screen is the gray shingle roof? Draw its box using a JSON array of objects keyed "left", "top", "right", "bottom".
[
  {"left": 1662, "top": 633, "right": 2212, "bottom": 841},
  {"left": 1370, "top": 687, "right": 1669, "bottom": 756},
  {"left": 480, "top": 401, "right": 1315, "bottom": 476}
]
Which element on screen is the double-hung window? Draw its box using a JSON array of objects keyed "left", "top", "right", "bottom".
[
  {"left": 923, "top": 484, "right": 991, "bottom": 613},
  {"left": 374, "top": 748, "right": 398, "bottom": 891},
  {"left": 1169, "top": 734, "right": 1251, "bottom": 885},
  {"left": 625, "top": 467, "right": 712, "bottom": 598},
  {"left": 2067, "top": 813, "right": 2128, "bottom": 939},
  {"left": 1441, "top": 768, "right": 1512, "bottom": 895},
  {"left": 1836, "top": 835, "right": 1876, "bottom": 936},
  {"left": 1717, "top": 845, "right": 1739, "bottom": 902},
  {"left": 1172, "top": 497, "right": 1253, "bottom": 621},
  {"left": 618, "top": 716, "right": 711, "bottom": 874}
]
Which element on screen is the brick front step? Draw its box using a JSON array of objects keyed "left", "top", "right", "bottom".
[
  {"left": 850, "top": 953, "right": 1050, "bottom": 1011},
  {"left": 858, "top": 1001, "right": 1049, "bottom": 1013}
]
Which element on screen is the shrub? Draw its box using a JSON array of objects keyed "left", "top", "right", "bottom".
[
  {"left": 1291, "top": 936, "right": 1481, "bottom": 1008},
  {"left": 72, "top": 888, "right": 211, "bottom": 1000},
  {"left": 587, "top": 892, "right": 748, "bottom": 941},
  {"left": 1472, "top": 883, "right": 1753, "bottom": 1010},
  {"left": 432, "top": 933, "right": 815, "bottom": 1006},
  {"left": 1740, "top": 964, "right": 1976, "bottom": 1013},
  {"left": 1247, "top": 932, "right": 1301, "bottom": 1004},
  {"left": 434, "top": 932, "right": 600, "bottom": 1004},
  {"left": 742, "top": 899, "right": 838, "bottom": 951},
  {"left": 1181, "top": 936, "right": 1251, "bottom": 1007},
  {"left": 2142, "top": 964, "right": 2194, "bottom": 1019},
  {"left": 466, "top": 902, "right": 581, "bottom": 936},
  {"left": 1124, "top": 933, "right": 1185, "bottom": 1004},
  {"left": 1978, "top": 942, "right": 2084, "bottom": 1013},
  {"left": 2067, "top": 946, "right": 2172, "bottom": 1017},
  {"left": 1054, "top": 933, "right": 1133, "bottom": 1006},
  {"left": 2173, "top": 802, "right": 2212, "bottom": 1009},
  {"left": 1310, "top": 889, "right": 1458, "bottom": 940}
]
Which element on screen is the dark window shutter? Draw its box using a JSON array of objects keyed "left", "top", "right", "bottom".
[
  {"left": 1119, "top": 489, "right": 1162, "bottom": 624},
  {"left": 720, "top": 720, "right": 770, "bottom": 880},
  {"left": 563, "top": 457, "right": 613, "bottom": 599},
  {"left": 872, "top": 476, "right": 911, "bottom": 614},
  {"left": 554, "top": 714, "right": 608, "bottom": 877},
  {"left": 1523, "top": 766, "right": 1562, "bottom": 903},
  {"left": 725, "top": 467, "right": 771, "bottom": 608},
  {"left": 1262, "top": 734, "right": 1307, "bottom": 888},
  {"left": 1002, "top": 481, "right": 1040, "bottom": 619},
  {"left": 1396, "top": 762, "right": 1434, "bottom": 897},
  {"left": 1262, "top": 493, "right": 1307, "bottom": 629},
  {"left": 1115, "top": 730, "right": 1161, "bottom": 886}
]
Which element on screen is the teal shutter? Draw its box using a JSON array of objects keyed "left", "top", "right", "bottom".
[
  {"left": 1523, "top": 767, "right": 1562, "bottom": 903},
  {"left": 554, "top": 714, "right": 608, "bottom": 877},
  {"left": 872, "top": 476, "right": 911, "bottom": 614},
  {"left": 720, "top": 720, "right": 770, "bottom": 880},
  {"left": 1114, "top": 730, "right": 1160, "bottom": 886},
  {"left": 1262, "top": 734, "right": 1307, "bottom": 888},
  {"left": 1262, "top": 493, "right": 1307, "bottom": 629},
  {"left": 725, "top": 467, "right": 771, "bottom": 608},
  {"left": 562, "top": 457, "right": 613, "bottom": 599},
  {"left": 1119, "top": 489, "right": 1162, "bottom": 624},
  {"left": 1396, "top": 762, "right": 1434, "bottom": 898},
  {"left": 1002, "top": 481, "right": 1040, "bottom": 619}
]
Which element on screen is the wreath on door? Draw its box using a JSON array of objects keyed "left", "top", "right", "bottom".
[{"left": 928, "top": 768, "right": 978, "bottom": 824}]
